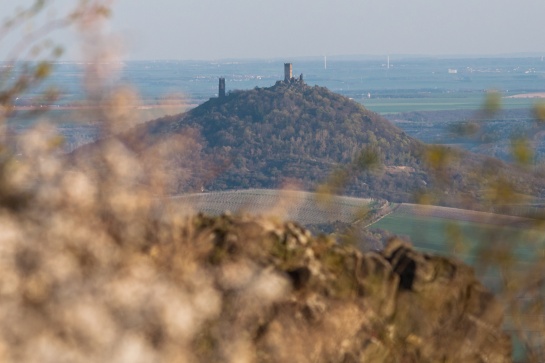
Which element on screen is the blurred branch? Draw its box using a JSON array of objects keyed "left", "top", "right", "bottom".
[
  {"left": 0, "top": 0, "right": 112, "bottom": 129},
  {"left": 0, "top": 0, "right": 48, "bottom": 45}
]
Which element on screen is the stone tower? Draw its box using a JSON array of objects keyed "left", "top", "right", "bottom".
[
  {"left": 218, "top": 77, "right": 226, "bottom": 98},
  {"left": 284, "top": 63, "right": 292, "bottom": 82}
]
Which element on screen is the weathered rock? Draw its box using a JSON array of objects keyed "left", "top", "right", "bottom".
[{"left": 174, "top": 214, "right": 512, "bottom": 363}]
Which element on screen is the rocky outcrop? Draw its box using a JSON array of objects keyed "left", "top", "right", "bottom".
[
  {"left": 177, "top": 214, "right": 511, "bottom": 363},
  {"left": 0, "top": 204, "right": 511, "bottom": 362}
]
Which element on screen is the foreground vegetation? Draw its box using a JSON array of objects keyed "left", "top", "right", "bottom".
[{"left": 3, "top": 2, "right": 545, "bottom": 361}]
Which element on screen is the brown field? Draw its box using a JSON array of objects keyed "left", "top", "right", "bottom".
[{"left": 505, "top": 92, "right": 545, "bottom": 99}]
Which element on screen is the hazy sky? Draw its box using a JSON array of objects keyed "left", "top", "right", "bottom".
[{"left": 2, "top": 0, "right": 545, "bottom": 60}]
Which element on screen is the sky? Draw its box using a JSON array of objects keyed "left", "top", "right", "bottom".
[{"left": 1, "top": 0, "right": 545, "bottom": 61}]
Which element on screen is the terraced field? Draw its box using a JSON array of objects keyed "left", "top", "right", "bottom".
[{"left": 171, "top": 189, "right": 381, "bottom": 225}]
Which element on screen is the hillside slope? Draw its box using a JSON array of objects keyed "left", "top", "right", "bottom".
[{"left": 144, "top": 81, "right": 430, "bottom": 201}]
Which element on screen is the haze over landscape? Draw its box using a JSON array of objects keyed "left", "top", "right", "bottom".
[{"left": 2, "top": 1, "right": 545, "bottom": 361}]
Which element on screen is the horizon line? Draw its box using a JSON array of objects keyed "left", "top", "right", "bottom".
[{"left": 2, "top": 52, "right": 545, "bottom": 64}]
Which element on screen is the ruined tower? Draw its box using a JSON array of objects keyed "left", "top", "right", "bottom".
[
  {"left": 284, "top": 63, "right": 292, "bottom": 82},
  {"left": 218, "top": 77, "right": 226, "bottom": 98}
]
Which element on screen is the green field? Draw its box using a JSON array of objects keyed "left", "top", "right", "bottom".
[
  {"left": 361, "top": 96, "right": 540, "bottom": 114},
  {"left": 369, "top": 204, "right": 545, "bottom": 266}
]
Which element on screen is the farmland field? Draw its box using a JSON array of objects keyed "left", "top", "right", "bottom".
[
  {"left": 174, "top": 191, "right": 545, "bottom": 262},
  {"left": 360, "top": 95, "right": 539, "bottom": 113},
  {"left": 173, "top": 191, "right": 545, "bottom": 267},
  {"left": 171, "top": 189, "right": 380, "bottom": 225},
  {"left": 369, "top": 203, "right": 545, "bottom": 265}
]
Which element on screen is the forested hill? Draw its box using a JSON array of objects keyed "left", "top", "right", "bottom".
[
  {"left": 131, "top": 81, "right": 544, "bottom": 205},
  {"left": 144, "top": 81, "right": 428, "bottom": 200}
]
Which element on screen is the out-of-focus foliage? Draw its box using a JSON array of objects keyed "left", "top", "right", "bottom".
[
  {"left": 482, "top": 90, "right": 502, "bottom": 116},
  {"left": 409, "top": 88, "right": 545, "bottom": 362},
  {"left": 0, "top": 139, "right": 515, "bottom": 363},
  {"left": 534, "top": 101, "right": 545, "bottom": 123},
  {"left": 448, "top": 120, "right": 481, "bottom": 137},
  {"left": 510, "top": 137, "right": 534, "bottom": 166},
  {"left": 1, "top": 2, "right": 544, "bottom": 362},
  {"left": 0, "top": 1, "right": 112, "bottom": 126}
]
